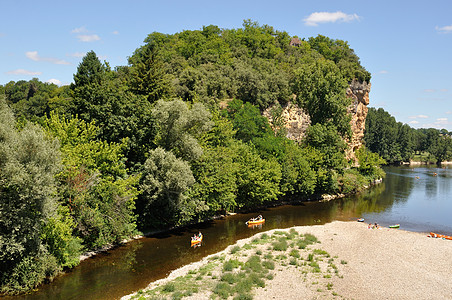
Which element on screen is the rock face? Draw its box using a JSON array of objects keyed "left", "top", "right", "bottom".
[
  {"left": 264, "top": 80, "right": 371, "bottom": 163},
  {"left": 345, "top": 80, "right": 371, "bottom": 163},
  {"left": 263, "top": 102, "right": 311, "bottom": 142}
]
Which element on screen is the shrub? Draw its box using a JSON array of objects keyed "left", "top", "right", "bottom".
[{"left": 223, "top": 259, "right": 241, "bottom": 271}]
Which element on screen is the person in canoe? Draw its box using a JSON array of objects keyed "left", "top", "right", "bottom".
[{"left": 192, "top": 232, "right": 202, "bottom": 241}]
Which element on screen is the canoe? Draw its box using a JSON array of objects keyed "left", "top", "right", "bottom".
[
  {"left": 191, "top": 234, "right": 203, "bottom": 246},
  {"left": 246, "top": 219, "right": 265, "bottom": 226},
  {"left": 430, "top": 232, "right": 452, "bottom": 240},
  {"left": 389, "top": 224, "right": 400, "bottom": 228}
]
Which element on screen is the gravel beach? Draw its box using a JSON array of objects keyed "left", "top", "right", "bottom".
[{"left": 123, "top": 221, "right": 452, "bottom": 300}]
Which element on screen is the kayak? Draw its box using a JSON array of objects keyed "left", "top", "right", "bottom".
[
  {"left": 430, "top": 232, "right": 452, "bottom": 240},
  {"left": 357, "top": 218, "right": 365, "bottom": 222},
  {"left": 191, "top": 234, "right": 203, "bottom": 246},
  {"left": 246, "top": 218, "right": 265, "bottom": 226},
  {"left": 389, "top": 224, "right": 400, "bottom": 228}
]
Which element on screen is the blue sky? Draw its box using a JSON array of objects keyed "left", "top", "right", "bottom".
[{"left": 1, "top": 0, "right": 451, "bottom": 130}]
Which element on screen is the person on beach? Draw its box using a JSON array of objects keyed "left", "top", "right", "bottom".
[
  {"left": 374, "top": 223, "right": 379, "bottom": 229},
  {"left": 368, "top": 223, "right": 372, "bottom": 229}
]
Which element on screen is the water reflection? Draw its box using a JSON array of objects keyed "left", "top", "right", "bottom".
[{"left": 13, "top": 166, "right": 452, "bottom": 300}]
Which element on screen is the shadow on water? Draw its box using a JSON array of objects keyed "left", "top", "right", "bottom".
[{"left": 10, "top": 165, "right": 452, "bottom": 300}]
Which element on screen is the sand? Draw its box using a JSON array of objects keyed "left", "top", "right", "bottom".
[{"left": 123, "top": 221, "right": 452, "bottom": 300}]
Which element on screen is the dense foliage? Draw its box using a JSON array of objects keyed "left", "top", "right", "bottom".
[
  {"left": 364, "top": 107, "right": 452, "bottom": 164},
  {"left": 0, "top": 21, "right": 380, "bottom": 294}
]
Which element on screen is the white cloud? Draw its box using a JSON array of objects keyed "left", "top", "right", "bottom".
[
  {"left": 446, "top": 111, "right": 452, "bottom": 114},
  {"left": 423, "top": 89, "right": 436, "bottom": 93},
  {"left": 71, "top": 26, "right": 88, "bottom": 33},
  {"left": 304, "top": 11, "right": 360, "bottom": 26},
  {"left": 68, "top": 52, "right": 86, "bottom": 58},
  {"left": 436, "top": 25, "right": 452, "bottom": 33},
  {"left": 409, "top": 115, "right": 429, "bottom": 119},
  {"left": 76, "top": 34, "right": 100, "bottom": 42},
  {"left": 408, "top": 120, "right": 419, "bottom": 124},
  {"left": 440, "top": 89, "right": 449, "bottom": 92},
  {"left": 71, "top": 26, "right": 100, "bottom": 42},
  {"left": 6, "top": 69, "right": 42, "bottom": 75},
  {"left": 46, "top": 78, "right": 62, "bottom": 85},
  {"left": 26, "top": 51, "right": 70, "bottom": 65},
  {"left": 113, "top": 30, "right": 119, "bottom": 35},
  {"left": 379, "top": 70, "right": 388, "bottom": 74}
]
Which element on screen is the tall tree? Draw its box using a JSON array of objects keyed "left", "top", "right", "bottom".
[
  {"left": 128, "top": 44, "right": 173, "bottom": 102},
  {"left": 292, "top": 60, "right": 351, "bottom": 138},
  {"left": 0, "top": 100, "right": 63, "bottom": 293},
  {"left": 151, "top": 99, "right": 213, "bottom": 161}
]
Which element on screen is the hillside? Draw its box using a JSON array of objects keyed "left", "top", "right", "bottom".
[{"left": 0, "top": 20, "right": 384, "bottom": 295}]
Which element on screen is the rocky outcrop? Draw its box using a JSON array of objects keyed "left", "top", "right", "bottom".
[
  {"left": 345, "top": 80, "right": 371, "bottom": 163},
  {"left": 264, "top": 80, "right": 371, "bottom": 164},
  {"left": 263, "top": 102, "right": 311, "bottom": 142}
]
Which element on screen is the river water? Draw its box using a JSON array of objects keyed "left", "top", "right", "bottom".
[{"left": 14, "top": 165, "right": 452, "bottom": 300}]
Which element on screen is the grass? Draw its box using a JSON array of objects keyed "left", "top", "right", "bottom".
[
  {"left": 230, "top": 245, "right": 241, "bottom": 254},
  {"left": 162, "top": 282, "right": 175, "bottom": 293},
  {"left": 289, "top": 249, "right": 300, "bottom": 258},
  {"left": 272, "top": 238, "right": 288, "bottom": 251},
  {"left": 223, "top": 259, "right": 241, "bottom": 271},
  {"left": 132, "top": 230, "right": 347, "bottom": 300},
  {"left": 313, "top": 249, "right": 330, "bottom": 257}
]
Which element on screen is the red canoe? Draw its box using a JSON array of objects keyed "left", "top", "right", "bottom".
[{"left": 430, "top": 232, "right": 452, "bottom": 240}]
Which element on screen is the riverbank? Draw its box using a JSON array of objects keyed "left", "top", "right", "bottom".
[{"left": 123, "top": 221, "right": 452, "bottom": 300}]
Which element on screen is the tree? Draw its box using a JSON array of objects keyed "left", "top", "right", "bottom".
[
  {"left": 429, "top": 136, "right": 452, "bottom": 165},
  {"left": 152, "top": 99, "right": 213, "bottom": 161},
  {"left": 73, "top": 51, "right": 106, "bottom": 87},
  {"left": 128, "top": 44, "right": 173, "bottom": 102},
  {"left": 43, "top": 113, "right": 140, "bottom": 249},
  {"left": 364, "top": 107, "right": 401, "bottom": 163},
  {"left": 292, "top": 60, "right": 351, "bottom": 138},
  {"left": 138, "top": 148, "right": 207, "bottom": 227},
  {"left": 308, "top": 35, "right": 371, "bottom": 82},
  {"left": 304, "top": 123, "right": 347, "bottom": 171},
  {"left": 0, "top": 99, "right": 66, "bottom": 293}
]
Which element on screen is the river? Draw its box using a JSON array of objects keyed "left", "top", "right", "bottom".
[{"left": 13, "top": 165, "right": 452, "bottom": 300}]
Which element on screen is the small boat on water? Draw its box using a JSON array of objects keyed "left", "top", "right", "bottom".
[
  {"left": 357, "top": 218, "right": 365, "bottom": 222},
  {"left": 389, "top": 224, "right": 400, "bottom": 228},
  {"left": 430, "top": 232, "right": 452, "bottom": 240},
  {"left": 191, "top": 233, "right": 203, "bottom": 246},
  {"left": 246, "top": 215, "right": 265, "bottom": 226}
]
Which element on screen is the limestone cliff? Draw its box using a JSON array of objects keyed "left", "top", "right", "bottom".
[
  {"left": 264, "top": 80, "right": 371, "bottom": 163},
  {"left": 263, "top": 102, "right": 311, "bottom": 142},
  {"left": 345, "top": 80, "right": 371, "bottom": 163}
]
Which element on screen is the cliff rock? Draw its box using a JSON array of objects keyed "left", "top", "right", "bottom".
[
  {"left": 345, "top": 80, "right": 371, "bottom": 163},
  {"left": 264, "top": 80, "right": 371, "bottom": 163}
]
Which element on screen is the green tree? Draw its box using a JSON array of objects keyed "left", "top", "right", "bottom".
[
  {"left": 292, "top": 60, "right": 351, "bottom": 138},
  {"left": 0, "top": 99, "right": 65, "bottom": 293},
  {"left": 308, "top": 35, "right": 371, "bottom": 82},
  {"left": 356, "top": 146, "right": 386, "bottom": 177},
  {"left": 138, "top": 148, "right": 207, "bottom": 227},
  {"left": 152, "top": 99, "right": 213, "bottom": 161},
  {"left": 364, "top": 107, "right": 401, "bottom": 163},
  {"left": 429, "top": 136, "right": 452, "bottom": 165},
  {"left": 128, "top": 44, "right": 173, "bottom": 102},
  {"left": 43, "top": 113, "right": 140, "bottom": 249}
]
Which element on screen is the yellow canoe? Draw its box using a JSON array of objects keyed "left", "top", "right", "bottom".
[
  {"left": 191, "top": 234, "right": 203, "bottom": 246},
  {"left": 246, "top": 218, "right": 265, "bottom": 226}
]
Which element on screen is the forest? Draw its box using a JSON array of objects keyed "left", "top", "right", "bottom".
[
  {"left": 365, "top": 107, "right": 452, "bottom": 165},
  {"left": 0, "top": 20, "right": 384, "bottom": 294}
]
